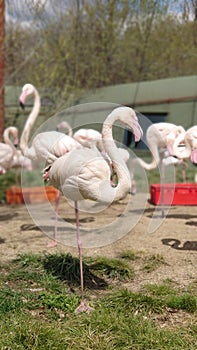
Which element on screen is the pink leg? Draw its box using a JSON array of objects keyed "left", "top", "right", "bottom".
[
  {"left": 74, "top": 201, "right": 93, "bottom": 314},
  {"left": 15, "top": 168, "right": 19, "bottom": 187},
  {"left": 160, "top": 159, "right": 165, "bottom": 218},
  {"left": 181, "top": 161, "right": 187, "bottom": 183},
  {"left": 47, "top": 190, "right": 60, "bottom": 248}
]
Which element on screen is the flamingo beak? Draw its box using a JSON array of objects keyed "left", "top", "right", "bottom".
[
  {"left": 14, "top": 136, "right": 19, "bottom": 148},
  {"left": 19, "top": 90, "right": 28, "bottom": 109},
  {"left": 167, "top": 144, "right": 175, "bottom": 156},
  {"left": 191, "top": 149, "right": 197, "bottom": 164},
  {"left": 133, "top": 121, "right": 143, "bottom": 142},
  {"left": 19, "top": 101, "right": 25, "bottom": 109}
]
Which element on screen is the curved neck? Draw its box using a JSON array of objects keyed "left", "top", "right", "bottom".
[
  {"left": 20, "top": 88, "right": 40, "bottom": 153},
  {"left": 58, "top": 121, "right": 73, "bottom": 137},
  {"left": 102, "top": 112, "right": 131, "bottom": 201},
  {"left": 136, "top": 156, "right": 158, "bottom": 170},
  {"left": 135, "top": 141, "right": 160, "bottom": 170},
  {"left": 3, "top": 127, "right": 18, "bottom": 153},
  {"left": 173, "top": 133, "right": 191, "bottom": 159}
]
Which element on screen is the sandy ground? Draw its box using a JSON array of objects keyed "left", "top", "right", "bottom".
[{"left": 0, "top": 192, "right": 196, "bottom": 291}]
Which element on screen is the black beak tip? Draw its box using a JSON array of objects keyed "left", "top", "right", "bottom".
[{"left": 19, "top": 101, "right": 25, "bottom": 109}]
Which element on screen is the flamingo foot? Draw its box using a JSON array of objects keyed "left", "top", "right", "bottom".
[
  {"left": 47, "top": 240, "right": 58, "bottom": 248},
  {"left": 74, "top": 300, "right": 93, "bottom": 314}
]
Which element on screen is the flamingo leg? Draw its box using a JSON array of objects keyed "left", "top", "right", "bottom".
[
  {"left": 74, "top": 200, "right": 93, "bottom": 314},
  {"left": 47, "top": 189, "right": 60, "bottom": 248},
  {"left": 15, "top": 168, "right": 19, "bottom": 187},
  {"left": 181, "top": 161, "right": 187, "bottom": 183},
  {"left": 160, "top": 158, "right": 165, "bottom": 218}
]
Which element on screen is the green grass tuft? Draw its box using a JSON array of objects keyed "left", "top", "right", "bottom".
[
  {"left": 166, "top": 294, "right": 197, "bottom": 312},
  {"left": 119, "top": 249, "right": 140, "bottom": 261},
  {"left": 0, "top": 253, "right": 197, "bottom": 349},
  {"left": 88, "top": 256, "right": 134, "bottom": 281},
  {"left": 144, "top": 283, "right": 176, "bottom": 296},
  {"left": 142, "top": 254, "right": 166, "bottom": 273}
]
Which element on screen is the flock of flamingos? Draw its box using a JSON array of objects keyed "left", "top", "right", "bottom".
[{"left": 1, "top": 83, "right": 197, "bottom": 313}]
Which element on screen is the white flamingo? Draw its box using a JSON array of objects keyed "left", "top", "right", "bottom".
[
  {"left": 46, "top": 106, "right": 143, "bottom": 313},
  {"left": 0, "top": 126, "right": 19, "bottom": 174},
  {"left": 56, "top": 121, "right": 73, "bottom": 137},
  {"left": 172, "top": 125, "right": 197, "bottom": 162},
  {"left": 172, "top": 125, "right": 197, "bottom": 182},
  {"left": 19, "top": 84, "right": 82, "bottom": 166},
  {"left": 131, "top": 122, "right": 187, "bottom": 184},
  {"left": 56, "top": 120, "right": 104, "bottom": 152},
  {"left": 56, "top": 121, "right": 134, "bottom": 191},
  {"left": 19, "top": 83, "right": 82, "bottom": 247}
]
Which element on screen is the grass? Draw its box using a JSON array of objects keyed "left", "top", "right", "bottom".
[
  {"left": 0, "top": 252, "right": 196, "bottom": 349},
  {"left": 142, "top": 254, "right": 167, "bottom": 273}
]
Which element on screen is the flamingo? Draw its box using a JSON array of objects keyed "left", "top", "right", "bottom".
[
  {"left": 171, "top": 125, "right": 197, "bottom": 182},
  {"left": 129, "top": 122, "right": 186, "bottom": 216},
  {"left": 56, "top": 121, "right": 135, "bottom": 191},
  {"left": 172, "top": 125, "right": 197, "bottom": 163},
  {"left": 46, "top": 106, "right": 143, "bottom": 313},
  {"left": 131, "top": 122, "right": 187, "bottom": 184},
  {"left": 0, "top": 126, "right": 19, "bottom": 174},
  {"left": 56, "top": 121, "right": 73, "bottom": 137},
  {"left": 56, "top": 120, "right": 104, "bottom": 152},
  {"left": 19, "top": 84, "right": 82, "bottom": 166},
  {"left": 19, "top": 83, "right": 82, "bottom": 247}
]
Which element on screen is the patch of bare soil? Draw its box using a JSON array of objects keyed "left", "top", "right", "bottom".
[{"left": 0, "top": 194, "right": 196, "bottom": 293}]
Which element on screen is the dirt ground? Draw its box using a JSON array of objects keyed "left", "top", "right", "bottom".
[{"left": 0, "top": 192, "right": 196, "bottom": 291}]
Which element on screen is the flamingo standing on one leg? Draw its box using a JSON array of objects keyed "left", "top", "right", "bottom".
[
  {"left": 19, "top": 83, "right": 82, "bottom": 247},
  {"left": 46, "top": 106, "right": 143, "bottom": 313}
]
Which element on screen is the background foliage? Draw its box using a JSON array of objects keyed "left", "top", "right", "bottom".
[{"left": 5, "top": 0, "right": 197, "bottom": 104}]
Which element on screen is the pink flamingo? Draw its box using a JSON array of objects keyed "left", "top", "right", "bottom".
[
  {"left": 130, "top": 122, "right": 186, "bottom": 216},
  {"left": 19, "top": 83, "right": 82, "bottom": 247},
  {"left": 47, "top": 106, "right": 143, "bottom": 313},
  {"left": 172, "top": 125, "right": 197, "bottom": 182},
  {"left": 172, "top": 125, "right": 197, "bottom": 163},
  {"left": 131, "top": 122, "right": 186, "bottom": 185},
  {"left": 56, "top": 121, "right": 104, "bottom": 152},
  {"left": 0, "top": 126, "right": 19, "bottom": 174},
  {"left": 56, "top": 121, "right": 133, "bottom": 190}
]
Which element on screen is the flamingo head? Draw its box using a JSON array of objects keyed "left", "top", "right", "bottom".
[
  {"left": 110, "top": 106, "right": 143, "bottom": 142},
  {"left": 191, "top": 150, "right": 197, "bottom": 165},
  {"left": 19, "top": 83, "right": 35, "bottom": 108},
  {"left": 9, "top": 126, "right": 19, "bottom": 147}
]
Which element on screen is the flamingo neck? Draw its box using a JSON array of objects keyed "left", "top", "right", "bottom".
[
  {"left": 135, "top": 139, "right": 160, "bottom": 170},
  {"left": 135, "top": 157, "right": 158, "bottom": 170},
  {"left": 173, "top": 133, "right": 191, "bottom": 159},
  {"left": 102, "top": 114, "right": 130, "bottom": 201},
  {"left": 3, "top": 127, "right": 18, "bottom": 154},
  {"left": 20, "top": 88, "right": 40, "bottom": 153}
]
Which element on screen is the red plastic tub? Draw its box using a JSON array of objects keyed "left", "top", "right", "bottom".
[
  {"left": 6, "top": 186, "right": 58, "bottom": 205},
  {"left": 150, "top": 183, "right": 197, "bottom": 206}
]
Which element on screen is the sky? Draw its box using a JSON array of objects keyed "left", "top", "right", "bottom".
[
  {"left": 5, "top": 0, "right": 195, "bottom": 27},
  {"left": 5, "top": 0, "right": 70, "bottom": 27}
]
